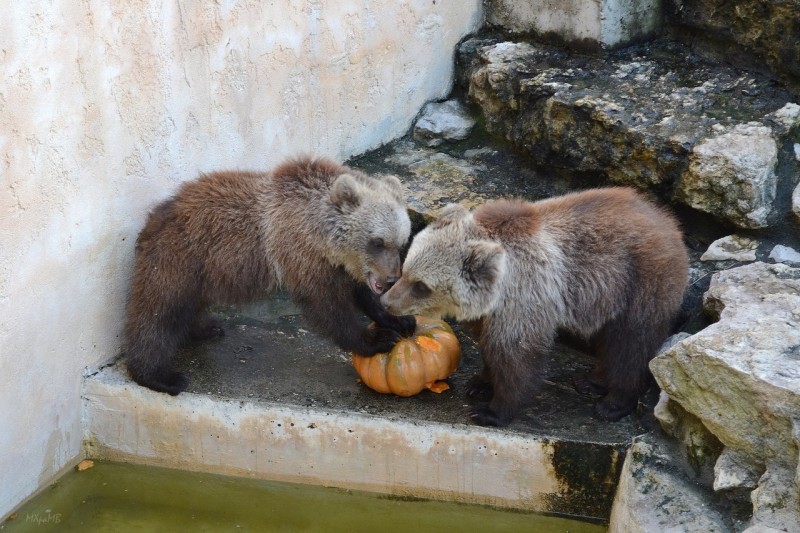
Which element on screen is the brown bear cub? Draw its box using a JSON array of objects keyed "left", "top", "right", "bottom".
[
  {"left": 381, "top": 187, "right": 689, "bottom": 426},
  {"left": 125, "top": 157, "right": 415, "bottom": 395}
]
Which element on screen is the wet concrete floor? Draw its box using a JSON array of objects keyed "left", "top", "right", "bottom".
[{"left": 173, "top": 294, "right": 652, "bottom": 445}]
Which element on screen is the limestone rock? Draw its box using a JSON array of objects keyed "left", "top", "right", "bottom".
[
  {"left": 701, "top": 235, "right": 759, "bottom": 262},
  {"left": 654, "top": 392, "right": 722, "bottom": 481},
  {"left": 793, "top": 182, "right": 800, "bottom": 222},
  {"left": 713, "top": 448, "right": 761, "bottom": 492},
  {"left": 413, "top": 100, "right": 475, "bottom": 147},
  {"left": 653, "top": 262, "right": 800, "bottom": 465},
  {"left": 742, "top": 526, "right": 791, "bottom": 533},
  {"left": 650, "top": 262, "right": 800, "bottom": 530},
  {"left": 749, "top": 466, "right": 800, "bottom": 532},
  {"left": 653, "top": 333, "right": 722, "bottom": 481},
  {"left": 676, "top": 124, "right": 777, "bottom": 229},
  {"left": 769, "top": 245, "right": 800, "bottom": 265},
  {"left": 459, "top": 38, "right": 800, "bottom": 228},
  {"left": 608, "top": 438, "right": 729, "bottom": 533},
  {"left": 658, "top": 332, "right": 692, "bottom": 355}
]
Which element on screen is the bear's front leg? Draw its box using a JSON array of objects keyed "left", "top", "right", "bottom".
[
  {"left": 470, "top": 374, "right": 526, "bottom": 427},
  {"left": 354, "top": 283, "right": 416, "bottom": 337},
  {"left": 594, "top": 391, "right": 639, "bottom": 421},
  {"left": 469, "top": 330, "right": 549, "bottom": 427},
  {"left": 466, "top": 367, "right": 493, "bottom": 402},
  {"left": 293, "top": 278, "right": 404, "bottom": 356},
  {"left": 470, "top": 403, "right": 515, "bottom": 427}
]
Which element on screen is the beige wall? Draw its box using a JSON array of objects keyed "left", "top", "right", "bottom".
[{"left": 0, "top": 0, "right": 482, "bottom": 517}]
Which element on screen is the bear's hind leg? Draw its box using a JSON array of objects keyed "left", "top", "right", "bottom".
[
  {"left": 592, "top": 314, "right": 668, "bottom": 421},
  {"left": 188, "top": 313, "right": 225, "bottom": 341},
  {"left": 466, "top": 366, "right": 493, "bottom": 402},
  {"left": 125, "top": 293, "right": 200, "bottom": 395},
  {"left": 470, "top": 334, "right": 548, "bottom": 427},
  {"left": 126, "top": 326, "right": 189, "bottom": 396}
]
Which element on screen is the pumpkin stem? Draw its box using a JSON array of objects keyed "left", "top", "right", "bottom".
[{"left": 426, "top": 381, "right": 450, "bottom": 393}]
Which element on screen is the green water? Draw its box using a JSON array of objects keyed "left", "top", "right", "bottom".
[{"left": 2, "top": 462, "right": 606, "bottom": 532}]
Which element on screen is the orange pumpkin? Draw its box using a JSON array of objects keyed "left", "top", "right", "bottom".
[{"left": 352, "top": 316, "right": 461, "bottom": 397}]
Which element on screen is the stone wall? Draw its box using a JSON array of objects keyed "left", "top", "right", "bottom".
[
  {"left": 0, "top": 0, "right": 482, "bottom": 518},
  {"left": 666, "top": 0, "right": 800, "bottom": 92}
]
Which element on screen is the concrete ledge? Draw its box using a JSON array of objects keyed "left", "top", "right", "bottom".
[{"left": 83, "top": 364, "right": 621, "bottom": 518}]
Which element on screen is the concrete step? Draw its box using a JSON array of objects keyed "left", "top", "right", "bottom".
[
  {"left": 457, "top": 37, "right": 800, "bottom": 230},
  {"left": 84, "top": 290, "right": 642, "bottom": 521}
]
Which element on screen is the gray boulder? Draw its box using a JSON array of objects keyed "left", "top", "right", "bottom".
[
  {"left": 413, "top": 99, "right": 475, "bottom": 147},
  {"left": 675, "top": 123, "right": 778, "bottom": 229},
  {"left": 700, "top": 235, "right": 759, "bottom": 262},
  {"left": 769, "top": 245, "right": 800, "bottom": 265}
]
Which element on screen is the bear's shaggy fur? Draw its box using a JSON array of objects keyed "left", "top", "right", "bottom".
[
  {"left": 125, "top": 157, "right": 415, "bottom": 395},
  {"left": 381, "top": 187, "right": 688, "bottom": 426}
]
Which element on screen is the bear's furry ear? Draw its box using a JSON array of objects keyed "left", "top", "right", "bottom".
[
  {"left": 431, "top": 203, "right": 469, "bottom": 229},
  {"left": 379, "top": 174, "right": 405, "bottom": 203},
  {"left": 462, "top": 240, "right": 507, "bottom": 293},
  {"left": 330, "top": 173, "right": 363, "bottom": 210}
]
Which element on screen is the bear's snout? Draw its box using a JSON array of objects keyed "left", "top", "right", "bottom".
[{"left": 380, "top": 282, "right": 407, "bottom": 314}]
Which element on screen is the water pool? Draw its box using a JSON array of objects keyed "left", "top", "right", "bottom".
[{"left": 3, "top": 461, "right": 606, "bottom": 532}]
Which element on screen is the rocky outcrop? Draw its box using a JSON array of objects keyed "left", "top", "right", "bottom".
[
  {"left": 458, "top": 38, "right": 800, "bottom": 228},
  {"left": 665, "top": 0, "right": 800, "bottom": 91},
  {"left": 654, "top": 390, "right": 722, "bottom": 482},
  {"left": 650, "top": 262, "right": 800, "bottom": 531}
]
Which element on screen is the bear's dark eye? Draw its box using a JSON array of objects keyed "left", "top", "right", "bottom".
[
  {"left": 412, "top": 281, "right": 431, "bottom": 297},
  {"left": 369, "top": 238, "right": 385, "bottom": 250}
]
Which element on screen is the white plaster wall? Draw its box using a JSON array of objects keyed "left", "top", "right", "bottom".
[{"left": 0, "top": 0, "right": 482, "bottom": 518}]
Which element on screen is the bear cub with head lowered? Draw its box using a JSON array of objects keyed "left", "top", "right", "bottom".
[
  {"left": 125, "top": 157, "right": 415, "bottom": 395},
  {"left": 381, "top": 187, "right": 688, "bottom": 426}
]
